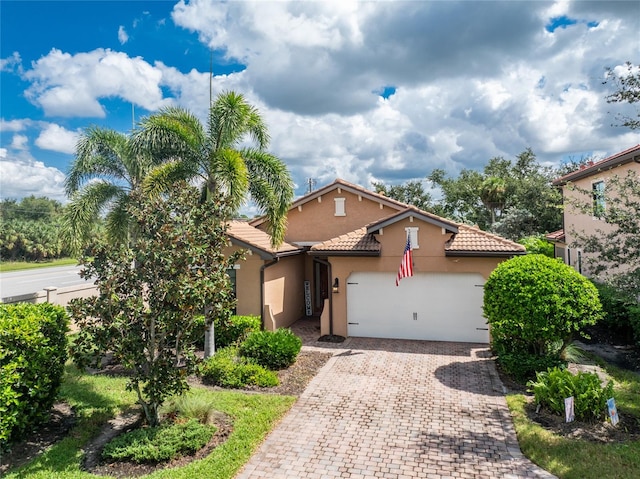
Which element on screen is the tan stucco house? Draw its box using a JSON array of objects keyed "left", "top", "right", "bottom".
[
  {"left": 225, "top": 179, "right": 525, "bottom": 343},
  {"left": 548, "top": 144, "right": 640, "bottom": 277}
]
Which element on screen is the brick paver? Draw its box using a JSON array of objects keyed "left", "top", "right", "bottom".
[{"left": 236, "top": 326, "right": 555, "bottom": 479}]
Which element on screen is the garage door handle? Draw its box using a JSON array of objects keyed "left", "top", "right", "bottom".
[
  {"left": 476, "top": 327, "right": 489, "bottom": 330},
  {"left": 348, "top": 322, "right": 359, "bottom": 325}
]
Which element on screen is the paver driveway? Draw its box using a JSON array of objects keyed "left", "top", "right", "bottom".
[{"left": 236, "top": 337, "right": 555, "bottom": 479}]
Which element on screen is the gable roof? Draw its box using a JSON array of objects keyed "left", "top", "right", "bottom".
[
  {"left": 310, "top": 228, "right": 381, "bottom": 256},
  {"left": 249, "top": 178, "right": 408, "bottom": 228},
  {"left": 552, "top": 144, "right": 640, "bottom": 186},
  {"left": 366, "top": 206, "right": 459, "bottom": 234},
  {"left": 227, "top": 220, "right": 303, "bottom": 260},
  {"left": 444, "top": 224, "right": 526, "bottom": 256},
  {"left": 310, "top": 206, "right": 525, "bottom": 257}
]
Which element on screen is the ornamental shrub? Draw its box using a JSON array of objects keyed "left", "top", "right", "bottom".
[
  {"left": 592, "top": 281, "right": 638, "bottom": 343},
  {"left": 0, "top": 303, "right": 69, "bottom": 447},
  {"left": 102, "top": 419, "right": 215, "bottom": 464},
  {"left": 484, "top": 254, "right": 603, "bottom": 380},
  {"left": 527, "top": 367, "right": 614, "bottom": 421},
  {"left": 199, "top": 347, "right": 279, "bottom": 388},
  {"left": 187, "top": 314, "right": 261, "bottom": 350},
  {"left": 239, "top": 328, "right": 302, "bottom": 370}
]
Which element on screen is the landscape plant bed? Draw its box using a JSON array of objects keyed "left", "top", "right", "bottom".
[{"left": 1, "top": 349, "right": 331, "bottom": 478}]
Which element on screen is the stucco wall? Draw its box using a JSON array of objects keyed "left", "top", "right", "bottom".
[
  {"left": 323, "top": 219, "right": 509, "bottom": 337},
  {"left": 225, "top": 245, "right": 263, "bottom": 317},
  {"left": 264, "top": 254, "right": 306, "bottom": 329},
  {"left": 280, "top": 188, "right": 402, "bottom": 243},
  {"left": 561, "top": 162, "right": 640, "bottom": 276}
]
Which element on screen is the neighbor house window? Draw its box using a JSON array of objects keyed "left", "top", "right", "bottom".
[
  {"left": 405, "top": 227, "right": 419, "bottom": 249},
  {"left": 334, "top": 197, "right": 346, "bottom": 216},
  {"left": 592, "top": 181, "right": 605, "bottom": 218}
]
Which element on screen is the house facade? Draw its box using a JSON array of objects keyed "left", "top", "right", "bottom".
[
  {"left": 549, "top": 144, "right": 640, "bottom": 277},
  {"left": 226, "top": 179, "right": 525, "bottom": 343}
]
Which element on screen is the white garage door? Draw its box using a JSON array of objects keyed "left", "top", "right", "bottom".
[{"left": 346, "top": 272, "right": 489, "bottom": 343}]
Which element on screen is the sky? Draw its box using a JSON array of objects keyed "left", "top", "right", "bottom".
[{"left": 1, "top": 0, "right": 639, "bottom": 206}]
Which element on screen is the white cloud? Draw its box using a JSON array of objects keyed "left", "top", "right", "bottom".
[
  {"left": 23, "top": 48, "right": 170, "bottom": 117},
  {"left": 35, "top": 124, "right": 80, "bottom": 154},
  {"left": 0, "top": 157, "right": 67, "bottom": 202},
  {"left": 0, "top": 118, "right": 30, "bottom": 132},
  {"left": 0, "top": 51, "right": 22, "bottom": 73},
  {"left": 118, "top": 25, "right": 129, "bottom": 45},
  {"left": 10, "top": 134, "right": 29, "bottom": 150}
]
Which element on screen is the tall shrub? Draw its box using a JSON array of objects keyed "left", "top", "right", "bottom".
[
  {"left": 0, "top": 303, "right": 68, "bottom": 447},
  {"left": 484, "top": 254, "right": 603, "bottom": 379}
]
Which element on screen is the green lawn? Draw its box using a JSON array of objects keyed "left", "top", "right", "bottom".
[
  {"left": 507, "top": 359, "right": 640, "bottom": 479},
  {"left": 3, "top": 365, "right": 295, "bottom": 479},
  {"left": 0, "top": 258, "right": 79, "bottom": 273}
]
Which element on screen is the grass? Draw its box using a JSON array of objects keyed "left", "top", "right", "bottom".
[
  {"left": 3, "top": 364, "right": 295, "bottom": 479},
  {"left": 0, "top": 258, "right": 79, "bottom": 273},
  {"left": 507, "top": 359, "right": 640, "bottom": 479}
]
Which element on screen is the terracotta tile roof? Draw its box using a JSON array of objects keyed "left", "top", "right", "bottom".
[
  {"left": 444, "top": 224, "right": 525, "bottom": 255},
  {"left": 310, "top": 228, "right": 381, "bottom": 255},
  {"left": 366, "top": 206, "right": 458, "bottom": 234},
  {"left": 227, "top": 220, "right": 302, "bottom": 258},
  {"left": 545, "top": 229, "right": 565, "bottom": 242},
  {"left": 552, "top": 144, "right": 640, "bottom": 185}
]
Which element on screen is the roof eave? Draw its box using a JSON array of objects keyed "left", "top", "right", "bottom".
[
  {"left": 445, "top": 250, "right": 526, "bottom": 257},
  {"left": 308, "top": 250, "right": 381, "bottom": 257}
]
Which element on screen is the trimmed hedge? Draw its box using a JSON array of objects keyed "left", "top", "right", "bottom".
[
  {"left": 199, "top": 346, "right": 278, "bottom": 388},
  {"left": 239, "top": 328, "right": 302, "bottom": 370},
  {"left": 592, "top": 281, "right": 640, "bottom": 344},
  {"left": 188, "top": 314, "right": 261, "bottom": 349},
  {"left": 0, "top": 303, "right": 69, "bottom": 447}
]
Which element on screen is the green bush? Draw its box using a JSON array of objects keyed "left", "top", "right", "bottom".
[
  {"left": 187, "top": 314, "right": 261, "bottom": 349},
  {"left": 592, "top": 281, "right": 639, "bottom": 343},
  {"left": 199, "top": 347, "right": 279, "bottom": 388},
  {"left": 497, "top": 351, "right": 566, "bottom": 383},
  {"left": 518, "top": 235, "right": 554, "bottom": 257},
  {"left": 0, "top": 303, "right": 68, "bottom": 448},
  {"left": 484, "top": 255, "right": 603, "bottom": 375},
  {"left": 239, "top": 328, "right": 302, "bottom": 370},
  {"left": 528, "top": 367, "right": 614, "bottom": 421},
  {"left": 102, "top": 419, "right": 215, "bottom": 463}
]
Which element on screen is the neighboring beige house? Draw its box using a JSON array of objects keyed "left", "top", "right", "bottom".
[
  {"left": 548, "top": 144, "right": 640, "bottom": 277},
  {"left": 226, "top": 179, "right": 525, "bottom": 343}
]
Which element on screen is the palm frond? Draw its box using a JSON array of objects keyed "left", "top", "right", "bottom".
[
  {"left": 105, "top": 197, "right": 133, "bottom": 247},
  {"left": 60, "top": 181, "right": 125, "bottom": 254},
  {"left": 66, "top": 127, "right": 131, "bottom": 195},
  {"left": 209, "top": 149, "right": 249, "bottom": 210},
  {"left": 143, "top": 161, "right": 201, "bottom": 198},
  {"left": 244, "top": 149, "right": 293, "bottom": 246},
  {"left": 209, "top": 91, "right": 269, "bottom": 151},
  {"left": 132, "top": 107, "right": 205, "bottom": 168}
]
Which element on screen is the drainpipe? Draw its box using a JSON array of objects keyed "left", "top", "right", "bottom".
[
  {"left": 260, "top": 258, "right": 279, "bottom": 331},
  {"left": 314, "top": 257, "right": 334, "bottom": 336}
]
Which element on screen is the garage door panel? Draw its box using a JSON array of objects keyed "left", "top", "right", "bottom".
[{"left": 347, "top": 272, "right": 488, "bottom": 343}]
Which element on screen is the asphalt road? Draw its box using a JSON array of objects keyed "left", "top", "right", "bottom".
[{"left": 0, "top": 265, "right": 93, "bottom": 299}]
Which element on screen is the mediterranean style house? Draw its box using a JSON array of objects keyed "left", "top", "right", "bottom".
[
  {"left": 224, "top": 179, "right": 525, "bottom": 343},
  {"left": 548, "top": 144, "right": 640, "bottom": 277}
]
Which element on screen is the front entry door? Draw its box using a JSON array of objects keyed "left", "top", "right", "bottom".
[{"left": 313, "top": 260, "right": 329, "bottom": 315}]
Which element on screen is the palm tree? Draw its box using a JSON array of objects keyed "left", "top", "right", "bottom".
[
  {"left": 62, "top": 127, "right": 155, "bottom": 254},
  {"left": 133, "top": 91, "right": 294, "bottom": 247},
  {"left": 480, "top": 176, "right": 507, "bottom": 225},
  {"left": 134, "top": 91, "right": 294, "bottom": 357}
]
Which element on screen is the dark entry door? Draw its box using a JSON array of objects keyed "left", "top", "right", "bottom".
[{"left": 313, "top": 260, "right": 329, "bottom": 315}]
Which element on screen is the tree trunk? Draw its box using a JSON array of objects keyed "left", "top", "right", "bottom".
[{"left": 204, "top": 322, "right": 215, "bottom": 358}]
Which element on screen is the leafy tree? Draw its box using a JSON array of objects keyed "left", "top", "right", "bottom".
[
  {"left": 484, "top": 255, "right": 603, "bottom": 381},
  {"left": 62, "top": 127, "right": 157, "bottom": 254},
  {"left": 518, "top": 235, "right": 554, "bottom": 257},
  {"left": 604, "top": 61, "right": 640, "bottom": 130},
  {"left": 371, "top": 180, "right": 434, "bottom": 211},
  {"left": 428, "top": 148, "right": 562, "bottom": 239},
  {"left": 0, "top": 196, "right": 63, "bottom": 222},
  {"left": 133, "top": 91, "right": 293, "bottom": 247},
  {"left": 69, "top": 183, "right": 241, "bottom": 426}
]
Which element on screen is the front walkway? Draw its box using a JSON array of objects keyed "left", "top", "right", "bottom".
[{"left": 236, "top": 319, "right": 554, "bottom": 479}]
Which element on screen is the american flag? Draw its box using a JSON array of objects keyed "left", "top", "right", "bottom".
[{"left": 396, "top": 236, "right": 413, "bottom": 286}]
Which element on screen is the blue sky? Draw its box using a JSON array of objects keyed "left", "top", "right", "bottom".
[{"left": 1, "top": 0, "right": 639, "bottom": 204}]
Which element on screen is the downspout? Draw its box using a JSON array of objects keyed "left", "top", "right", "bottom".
[
  {"left": 314, "top": 257, "right": 334, "bottom": 336},
  {"left": 260, "top": 257, "right": 279, "bottom": 331}
]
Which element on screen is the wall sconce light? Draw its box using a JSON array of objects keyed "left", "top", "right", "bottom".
[{"left": 332, "top": 277, "right": 339, "bottom": 293}]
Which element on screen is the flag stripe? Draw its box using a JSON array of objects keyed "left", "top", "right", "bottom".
[{"left": 396, "top": 236, "right": 413, "bottom": 286}]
